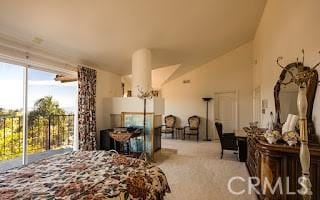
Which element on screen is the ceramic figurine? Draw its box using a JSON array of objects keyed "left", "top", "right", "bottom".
[
  {"left": 282, "top": 131, "right": 299, "bottom": 146},
  {"left": 264, "top": 130, "right": 281, "bottom": 144}
]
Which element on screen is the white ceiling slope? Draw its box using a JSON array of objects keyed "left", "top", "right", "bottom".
[
  {"left": 122, "top": 64, "right": 180, "bottom": 89},
  {"left": 152, "top": 64, "right": 180, "bottom": 89},
  {"left": 0, "top": 0, "right": 266, "bottom": 75}
]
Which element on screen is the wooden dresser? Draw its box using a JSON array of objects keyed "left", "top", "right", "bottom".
[{"left": 247, "top": 134, "right": 320, "bottom": 200}]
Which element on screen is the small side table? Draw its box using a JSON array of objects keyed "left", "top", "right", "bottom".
[
  {"left": 235, "top": 129, "right": 247, "bottom": 162},
  {"left": 109, "top": 132, "right": 132, "bottom": 155},
  {"left": 175, "top": 127, "right": 184, "bottom": 139}
]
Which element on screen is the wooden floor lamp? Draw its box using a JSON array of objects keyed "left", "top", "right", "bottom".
[{"left": 202, "top": 97, "right": 212, "bottom": 141}]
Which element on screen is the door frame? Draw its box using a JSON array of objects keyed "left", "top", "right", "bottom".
[
  {"left": 213, "top": 90, "right": 239, "bottom": 131},
  {"left": 0, "top": 56, "right": 78, "bottom": 164},
  {"left": 253, "top": 86, "right": 261, "bottom": 126}
]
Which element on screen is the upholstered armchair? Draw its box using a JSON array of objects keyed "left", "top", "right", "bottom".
[
  {"left": 215, "top": 122, "right": 238, "bottom": 159},
  {"left": 184, "top": 116, "right": 201, "bottom": 141},
  {"left": 161, "top": 115, "right": 176, "bottom": 138}
]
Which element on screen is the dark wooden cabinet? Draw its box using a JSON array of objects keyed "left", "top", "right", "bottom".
[
  {"left": 100, "top": 129, "right": 129, "bottom": 152},
  {"left": 237, "top": 136, "right": 247, "bottom": 162},
  {"left": 154, "top": 126, "right": 162, "bottom": 152},
  {"left": 247, "top": 135, "right": 320, "bottom": 200},
  {"left": 100, "top": 129, "right": 113, "bottom": 150}
]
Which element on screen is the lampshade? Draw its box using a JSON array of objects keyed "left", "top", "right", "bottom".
[{"left": 202, "top": 97, "right": 212, "bottom": 101}]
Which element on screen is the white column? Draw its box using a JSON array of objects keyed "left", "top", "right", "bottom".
[{"left": 132, "top": 49, "right": 152, "bottom": 96}]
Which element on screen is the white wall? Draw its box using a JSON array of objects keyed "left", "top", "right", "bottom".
[
  {"left": 96, "top": 69, "right": 122, "bottom": 147},
  {"left": 253, "top": 0, "right": 320, "bottom": 138},
  {"left": 162, "top": 42, "right": 253, "bottom": 140},
  {"left": 104, "top": 97, "right": 164, "bottom": 115}
]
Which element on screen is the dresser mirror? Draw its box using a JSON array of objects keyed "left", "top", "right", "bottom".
[
  {"left": 274, "top": 62, "right": 318, "bottom": 142},
  {"left": 276, "top": 64, "right": 299, "bottom": 123}
]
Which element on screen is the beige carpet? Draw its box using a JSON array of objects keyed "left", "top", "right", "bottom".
[{"left": 154, "top": 139, "right": 257, "bottom": 200}]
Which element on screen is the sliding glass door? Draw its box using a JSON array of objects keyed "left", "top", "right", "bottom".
[
  {"left": 0, "top": 62, "right": 24, "bottom": 163},
  {"left": 0, "top": 61, "right": 77, "bottom": 167}
]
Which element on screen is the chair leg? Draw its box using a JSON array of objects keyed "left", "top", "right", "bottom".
[
  {"left": 221, "top": 149, "right": 224, "bottom": 159},
  {"left": 197, "top": 134, "right": 199, "bottom": 142}
]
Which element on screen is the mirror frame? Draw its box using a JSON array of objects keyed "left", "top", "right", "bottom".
[{"left": 274, "top": 62, "right": 318, "bottom": 142}]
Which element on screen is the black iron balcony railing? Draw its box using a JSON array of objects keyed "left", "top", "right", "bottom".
[{"left": 0, "top": 114, "right": 74, "bottom": 161}]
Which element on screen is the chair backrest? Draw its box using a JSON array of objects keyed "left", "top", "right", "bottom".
[
  {"left": 165, "top": 115, "right": 176, "bottom": 128},
  {"left": 188, "top": 116, "right": 200, "bottom": 129},
  {"left": 215, "top": 122, "right": 223, "bottom": 141}
]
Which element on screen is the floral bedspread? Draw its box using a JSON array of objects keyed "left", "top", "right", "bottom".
[{"left": 0, "top": 151, "right": 170, "bottom": 200}]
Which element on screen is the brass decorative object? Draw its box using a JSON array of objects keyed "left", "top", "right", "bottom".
[
  {"left": 137, "top": 86, "right": 153, "bottom": 163},
  {"left": 276, "top": 50, "right": 320, "bottom": 199}
]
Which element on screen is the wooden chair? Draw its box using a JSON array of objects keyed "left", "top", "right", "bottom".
[
  {"left": 184, "top": 116, "right": 200, "bottom": 141},
  {"left": 215, "top": 122, "right": 238, "bottom": 159},
  {"left": 161, "top": 115, "right": 176, "bottom": 138}
]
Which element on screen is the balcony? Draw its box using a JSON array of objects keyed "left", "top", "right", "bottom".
[{"left": 0, "top": 114, "right": 74, "bottom": 163}]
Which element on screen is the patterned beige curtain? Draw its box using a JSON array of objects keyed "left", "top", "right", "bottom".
[{"left": 78, "top": 66, "right": 97, "bottom": 150}]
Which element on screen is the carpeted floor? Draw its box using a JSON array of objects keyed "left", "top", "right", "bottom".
[{"left": 154, "top": 139, "right": 257, "bottom": 200}]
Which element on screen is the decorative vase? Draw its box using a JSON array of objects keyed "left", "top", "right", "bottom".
[{"left": 267, "top": 112, "right": 275, "bottom": 131}]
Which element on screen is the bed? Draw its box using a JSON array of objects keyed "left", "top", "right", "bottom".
[{"left": 0, "top": 151, "right": 170, "bottom": 200}]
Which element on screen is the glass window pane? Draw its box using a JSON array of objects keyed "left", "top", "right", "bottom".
[{"left": 27, "top": 68, "right": 76, "bottom": 162}]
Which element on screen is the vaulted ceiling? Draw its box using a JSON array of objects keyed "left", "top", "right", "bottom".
[{"left": 0, "top": 0, "right": 266, "bottom": 75}]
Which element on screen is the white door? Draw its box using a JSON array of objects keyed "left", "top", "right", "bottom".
[{"left": 214, "top": 92, "right": 238, "bottom": 133}]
